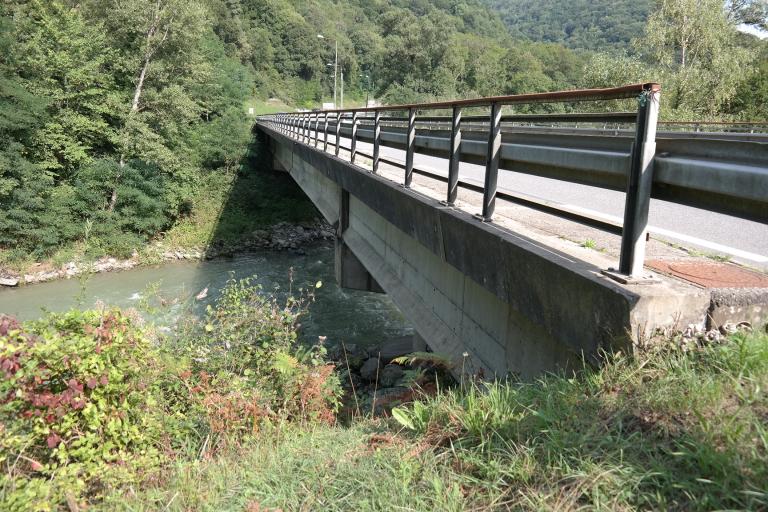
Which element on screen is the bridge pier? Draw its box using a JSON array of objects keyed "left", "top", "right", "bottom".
[{"left": 335, "top": 189, "right": 384, "bottom": 293}]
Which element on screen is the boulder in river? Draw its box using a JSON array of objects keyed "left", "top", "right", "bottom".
[
  {"left": 359, "top": 357, "right": 381, "bottom": 382},
  {"left": 378, "top": 364, "right": 405, "bottom": 387},
  {"left": 0, "top": 277, "right": 19, "bottom": 287}
]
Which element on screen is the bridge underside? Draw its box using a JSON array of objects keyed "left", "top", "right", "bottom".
[{"left": 262, "top": 126, "right": 710, "bottom": 378}]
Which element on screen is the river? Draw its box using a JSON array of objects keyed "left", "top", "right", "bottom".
[{"left": 0, "top": 246, "right": 412, "bottom": 347}]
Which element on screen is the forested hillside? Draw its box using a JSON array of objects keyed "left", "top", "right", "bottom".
[
  {"left": 483, "top": 0, "right": 652, "bottom": 50},
  {"left": 0, "top": 0, "right": 587, "bottom": 263},
  {"left": 1, "top": 0, "right": 765, "bottom": 267}
]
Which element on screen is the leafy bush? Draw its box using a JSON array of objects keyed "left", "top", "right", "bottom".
[
  {"left": 172, "top": 277, "right": 341, "bottom": 435},
  {"left": 0, "top": 310, "right": 165, "bottom": 510},
  {"left": 0, "top": 277, "right": 341, "bottom": 510}
]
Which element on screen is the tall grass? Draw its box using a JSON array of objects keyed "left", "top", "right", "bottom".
[{"left": 107, "top": 329, "right": 768, "bottom": 511}]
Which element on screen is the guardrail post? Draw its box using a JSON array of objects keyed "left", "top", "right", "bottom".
[
  {"left": 351, "top": 111, "right": 359, "bottom": 163},
  {"left": 404, "top": 107, "right": 416, "bottom": 187},
  {"left": 372, "top": 110, "right": 381, "bottom": 173},
  {"left": 479, "top": 102, "right": 502, "bottom": 221},
  {"left": 334, "top": 113, "right": 342, "bottom": 156},
  {"left": 323, "top": 113, "right": 329, "bottom": 152},
  {"left": 618, "top": 87, "right": 660, "bottom": 278},
  {"left": 446, "top": 105, "right": 462, "bottom": 205},
  {"left": 313, "top": 113, "right": 319, "bottom": 147},
  {"left": 304, "top": 114, "right": 310, "bottom": 144}
]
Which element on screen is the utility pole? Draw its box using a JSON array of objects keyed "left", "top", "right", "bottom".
[
  {"left": 318, "top": 35, "right": 338, "bottom": 108},
  {"left": 340, "top": 69, "right": 344, "bottom": 109},
  {"left": 334, "top": 40, "right": 337, "bottom": 108}
]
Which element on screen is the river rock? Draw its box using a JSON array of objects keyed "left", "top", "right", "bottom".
[
  {"left": 360, "top": 357, "right": 381, "bottom": 382},
  {"left": 0, "top": 277, "right": 19, "bottom": 287},
  {"left": 375, "top": 335, "right": 416, "bottom": 364},
  {"left": 378, "top": 364, "right": 405, "bottom": 387}
]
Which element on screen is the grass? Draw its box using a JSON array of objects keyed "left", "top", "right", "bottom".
[
  {"left": 245, "top": 98, "right": 294, "bottom": 116},
  {"left": 156, "top": 168, "right": 318, "bottom": 255},
  {"left": 105, "top": 328, "right": 768, "bottom": 511}
]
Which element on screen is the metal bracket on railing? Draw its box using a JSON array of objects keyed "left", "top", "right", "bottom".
[
  {"left": 372, "top": 110, "right": 381, "bottom": 173},
  {"left": 477, "top": 102, "right": 502, "bottom": 222},
  {"left": 444, "top": 105, "right": 462, "bottom": 205},
  {"left": 603, "top": 86, "right": 661, "bottom": 283},
  {"left": 350, "top": 111, "right": 359, "bottom": 164},
  {"left": 335, "top": 113, "right": 342, "bottom": 157},
  {"left": 404, "top": 108, "right": 416, "bottom": 187},
  {"left": 323, "top": 113, "right": 329, "bottom": 152}
]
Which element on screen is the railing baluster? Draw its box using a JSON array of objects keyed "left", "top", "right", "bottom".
[
  {"left": 372, "top": 110, "right": 381, "bottom": 173},
  {"left": 351, "top": 111, "right": 359, "bottom": 163},
  {"left": 618, "top": 87, "right": 660, "bottom": 277},
  {"left": 323, "top": 113, "right": 329, "bottom": 152},
  {"left": 446, "top": 105, "right": 462, "bottom": 205},
  {"left": 480, "top": 102, "right": 502, "bottom": 221},
  {"left": 335, "top": 113, "right": 342, "bottom": 157},
  {"left": 404, "top": 107, "right": 416, "bottom": 187}
]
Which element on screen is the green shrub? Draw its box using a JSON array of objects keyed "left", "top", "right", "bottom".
[
  {"left": 0, "top": 276, "right": 342, "bottom": 510},
  {"left": 0, "top": 310, "right": 166, "bottom": 510},
  {"left": 171, "top": 277, "right": 341, "bottom": 435}
]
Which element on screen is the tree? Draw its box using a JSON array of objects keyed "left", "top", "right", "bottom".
[{"left": 728, "top": 0, "right": 768, "bottom": 31}]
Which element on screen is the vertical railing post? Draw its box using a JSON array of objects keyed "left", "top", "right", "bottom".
[
  {"left": 312, "top": 113, "right": 318, "bottom": 147},
  {"left": 335, "top": 113, "right": 342, "bottom": 157},
  {"left": 304, "top": 114, "right": 310, "bottom": 143},
  {"left": 350, "top": 111, "right": 359, "bottom": 163},
  {"left": 372, "top": 110, "right": 381, "bottom": 173},
  {"left": 404, "top": 107, "right": 416, "bottom": 187},
  {"left": 300, "top": 115, "right": 306, "bottom": 142},
  {"left": 618, "top": 86, "right": 660, "bottom": 277},
  {"left": 480, "top": 102, "right": 502, "bottom": 221},
  {"left": 323, "top": 113, "right": 329, "bottom": 152},
  {"left": 446, "top": 105, "right": 462, "bottom": 205}
]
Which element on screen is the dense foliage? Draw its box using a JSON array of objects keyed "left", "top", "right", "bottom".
[
  {"left": 1, "top": 0, "right": 766, "bottom": 265},
  {"left": 485, "top": 0, "right": 653, "bottom": 50},
  {"left": 0, "top": 278, "right": 340, "bottom": 510}
]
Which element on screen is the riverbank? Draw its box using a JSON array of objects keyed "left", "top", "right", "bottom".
[
  {"left": 0, "top": 170, "right": 327, "bottom": 287},
  {"left": 0, "top": 220, "right": 334, "bottom": 286}
]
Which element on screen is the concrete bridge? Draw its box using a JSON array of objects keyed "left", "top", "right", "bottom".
[{"left": 255, "top": 84, "right": 768, "bottom": 377}]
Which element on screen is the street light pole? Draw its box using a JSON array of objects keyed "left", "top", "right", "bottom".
[
  {"left": 318, "top": 34, "right": 338, "bottom": 109},
  {"left": 334, "top": 40, "right": 338, "bottom": 109}
]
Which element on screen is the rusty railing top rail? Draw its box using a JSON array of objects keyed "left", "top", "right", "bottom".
[{"left": 273, "top": 83, "right": 660, "bottom": 115}]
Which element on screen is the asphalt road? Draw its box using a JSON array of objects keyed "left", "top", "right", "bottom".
[{"left": 314, "top": 132, "right": 768, "bottom": 269}]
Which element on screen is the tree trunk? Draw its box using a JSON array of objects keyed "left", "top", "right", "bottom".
[{"left": 109, "top": 3, "right": 166, "bottom": 212}]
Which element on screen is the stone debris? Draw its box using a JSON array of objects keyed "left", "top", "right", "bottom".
[
  {"left": 2, "top": 219, "right": 335, "bottom": 287},
  {"left": 0, "top": 277, "right": 19, "bottom": 287}
]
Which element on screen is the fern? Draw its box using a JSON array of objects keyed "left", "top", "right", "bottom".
[{"left": 392, "top": 352, "right": 454, "bottom": 370}]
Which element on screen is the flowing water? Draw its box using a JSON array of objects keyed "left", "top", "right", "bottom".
[{"left": 0, "top": 246, "right": 412, "bottom": 347}]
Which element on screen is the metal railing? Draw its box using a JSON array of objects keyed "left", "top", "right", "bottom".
[{"left": 257, "top": 83, "right": 768, "bottom": 282}]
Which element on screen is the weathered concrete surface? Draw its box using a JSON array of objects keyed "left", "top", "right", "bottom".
[
  {"left": 709, "top": 288, "right": 768, "bottom": 329},
  {"left": 261, "top": 125, "right": 713, "bottom": 378}
]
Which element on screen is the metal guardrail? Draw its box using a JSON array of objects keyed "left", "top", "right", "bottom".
[{"left": 257, "top": 83, "right": 768, "bottom": 282}]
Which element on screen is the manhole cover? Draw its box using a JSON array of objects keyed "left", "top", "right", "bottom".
[{"left": 646, "top": 260, "right": 768, "bottom": 288}]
